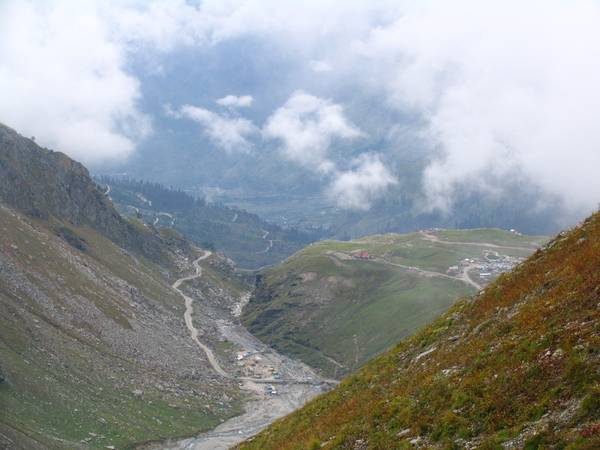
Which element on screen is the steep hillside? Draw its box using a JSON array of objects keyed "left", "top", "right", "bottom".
[
  {"left": 234, "top": 212, "right": 600, "bottom": 450},
  {"left": 97, "top": 178, "right": 321, "bottom": 270},
  {"left": 0, "top": 124, "right": 251, "bottom": 449},
  {"left": 0, "top": 123, "right": 194, "bottom": 271},
  {"left": 241, "top": 229, "right": 545, "bottom": 378}
]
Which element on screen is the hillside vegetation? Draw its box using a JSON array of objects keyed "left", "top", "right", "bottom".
[
  {"left": 234, "top": 211, "right": 600, "bottom": 450},
  {"left": 241, "top": 229, "right": 546, "bottom": 378},
  {"left": 98, "top": 177, "right": 321, "bottom": 270},
  {"left": 0, "top": 124, "right": 251, "bottom": 449}
]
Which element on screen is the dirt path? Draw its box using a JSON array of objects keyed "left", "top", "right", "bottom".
[
  {"left": 456, "top": 265, "right": 483, "bottom": 290},
  {"left": 173, "top": 252, "right": 234, "bottom": 379},
  {"left": 158, "top": 252, "right": 338, "bottom": 450},
  {"left": 174, "top": 255, "right": 337, "bottom": 385},
  {"left": 419, "top": 231, "right": 541, "bottom": 251},
  {"left": 257, "top": 230, "right": 273, "bottom": 253},
  {"left": 375, "top": 259, "right": 481, "bottom": 290}
]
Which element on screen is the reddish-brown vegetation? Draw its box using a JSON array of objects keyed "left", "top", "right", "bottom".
[{"left": 233, "top": 212, "right": 600, "bottom": 449}]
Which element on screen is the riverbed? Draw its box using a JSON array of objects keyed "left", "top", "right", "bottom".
[{"left": 153, "top": 257, "right": 333, "bottom": 449}]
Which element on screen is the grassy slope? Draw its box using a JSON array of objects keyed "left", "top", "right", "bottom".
[
  {"left": 233, "top": 212, "right": 600, "bottom": 450},
  {"left": 241, "top": 229, "right": 546, "bottom": 378},
  {"left": 0, "top": 207, "right": 245, "bottom": 449}
]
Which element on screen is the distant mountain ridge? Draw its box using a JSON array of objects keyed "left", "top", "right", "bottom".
[
  {"left": 98, "top": 177, "right": 323, "bottom": 270},
  {"left": 124, "top": 150, "right": 573, "bottom": 242}
]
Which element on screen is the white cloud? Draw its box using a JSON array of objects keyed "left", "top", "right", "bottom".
[
  {"left": 1, "top": 0, "right": 599, "bottom": 222},
  {"left": 328, "top": 154, "right": 397, "bottom": 211},
  {"left": 353, "top": 0, "right": 600, "bottom": 216},
  {"left": 102, "top": 0, "right": 214, "bottom": 51},
  {"left": 263, "top": 91, "right": 364, "bottom": 169},
  {"left": 0, "top": 0, "right": 153, "bottom": 164},
  {"left": 216, "top": 95, "right": 254, "bottom": 108},
  {"left": 263, "top": 91, "right": 395, "bottom": 210},
  {"left": 309, "top": 59, "right": 333, "bottom": 72},
  {"left": 168, "top": 104, "right": 257, "bottom": 152}
]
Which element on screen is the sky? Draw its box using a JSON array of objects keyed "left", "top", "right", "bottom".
[{"left": 1, "top": 0, "right": 599, "bottom": 219}]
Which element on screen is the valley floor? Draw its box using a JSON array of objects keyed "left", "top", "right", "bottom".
[
  {"left": 150, "top": 254, "right": 335, "bottom": 450},
  {"left": 154, "top": 347, "right": 324, "bottom": 450}
]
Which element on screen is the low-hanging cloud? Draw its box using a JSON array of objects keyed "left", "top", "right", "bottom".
[
  {"left": 328, "top": 154, "right": 397, "bottom": 211},
  {"left": 309, "top": 59, "right": 333, "bottom": 73},
  {"left": 263, "top": 91, "right": 396, "bottom": 209},
  {"left": 2, "top": 0, "right": 599, "bottom": 223},
  {"left": 167, "top": 104, "right": 258, "bottom": 153},
  {"left": 0, "top": 0, "right": 221, "bottom": 164},
  {"left": 263, "top": 91, "right": 364, "bottom": 170},
  {"left": 168, "top": 90, "right": 396, "bottom": 209},
  {"left": 353, "top": 1, "right": 600, "bottom": 218},
  {"left": 0, "top": 1, "right": 153, "bottom": 164},
  {"left": 216, "top": 95, "right": 254, "bottom": 108}
]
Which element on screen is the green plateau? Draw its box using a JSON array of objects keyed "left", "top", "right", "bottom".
[{"left": 241, "top": 228, "right": 547, "bottom": 378}]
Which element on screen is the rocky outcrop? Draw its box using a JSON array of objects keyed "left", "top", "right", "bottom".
[
  {"left": 0, "top": 122, "right": 110, "bottom": 225},
  {"left": 0, "top": 122, "right": 194, "bottom": 267}
]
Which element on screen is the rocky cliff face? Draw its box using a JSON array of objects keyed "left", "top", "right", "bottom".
[
  {"left": 0, "top": 122, "right": 112, "bottom": 225},
  {"left": 0, "top": 122, "right": 193, "bottom": 268}
]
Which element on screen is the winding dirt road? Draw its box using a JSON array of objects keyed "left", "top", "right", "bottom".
[
  {"left": 375, "top": 259, "right": 482, "bottom": 290},
  {"left": 159, "top": 254, "right": 336, "bottom": 450},
  {"left": 173, "top": 251, "right": 234, "bottom": 379},
  {"left": 172, "top": 254, "right": 338, "bottom": 385},
  {"left": 257, "top": 230, "right": 273, "bottom": 253}
]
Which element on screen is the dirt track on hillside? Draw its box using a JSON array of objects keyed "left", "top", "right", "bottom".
[{"left": 153, "top": 253, "right": 335, "bottom": 450}]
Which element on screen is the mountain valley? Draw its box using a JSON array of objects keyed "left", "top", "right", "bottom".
[
  {"left": 0, "top": 123, "right": 262, "bottom": 448},
  {"left": 2, "top": 121, "right": 592, "bottom": 450},
  {"left": 96, "top": 178, "right": 321, "bottom": 270},
  {"left": 2, "top": 3, "right": 599, "bottom": 449}
]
